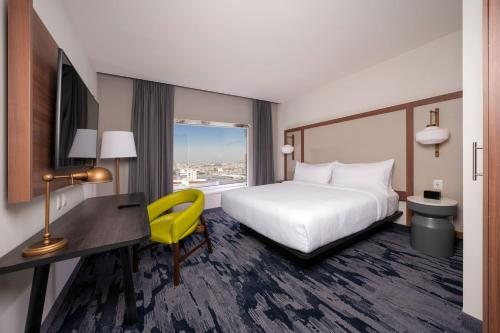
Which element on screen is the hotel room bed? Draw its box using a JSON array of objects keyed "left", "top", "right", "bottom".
[{"left": 221, "top": 181, "right": 402, "bottom": 260}]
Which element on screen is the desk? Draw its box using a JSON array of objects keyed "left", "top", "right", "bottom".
[{"left": 0, "top": 193, "right": 150, "bottom": 333}]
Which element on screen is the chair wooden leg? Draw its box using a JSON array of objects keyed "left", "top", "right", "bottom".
[
  {"left": 173, "top": 242, "right": 180, "bottom": 286},
  {"left": 201, "top": 215, "right": 213, "bottom": 253},
  {"left": 171, "top": 217, "right": 212, "bottom": 287}
]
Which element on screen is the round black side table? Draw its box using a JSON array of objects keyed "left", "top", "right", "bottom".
[{"left": 407, "top": 195, "right": 458, "bottom": 258}]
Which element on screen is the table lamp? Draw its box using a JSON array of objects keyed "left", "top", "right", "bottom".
[
  {"left": 100, "top": 131, "right": 137, "bottom": 194},
  {"left": 22, "top": 167, "right": 113, "bottom": 257},
  {"left": 68, "top": 129, "right": 97, "bottom": 160}
]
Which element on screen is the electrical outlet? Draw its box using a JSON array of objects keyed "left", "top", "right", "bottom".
[{"left": 433, "top": 179, "right": 444, "bottom": 191}]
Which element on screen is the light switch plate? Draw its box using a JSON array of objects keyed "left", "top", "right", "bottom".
[{"left": 433, "top": 179, "right": 444, "bottom": 190}]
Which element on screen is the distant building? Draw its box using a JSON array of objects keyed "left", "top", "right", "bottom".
[
  {"left": 174, "top": 161, "right": 247, "bottom": 190},
  {"left": 180, "top": 168, "right": 198, "bottom": 180}
]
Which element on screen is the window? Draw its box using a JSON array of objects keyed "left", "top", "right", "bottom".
[{"left": 173, "top": 119, "right": 248, "bottom": 190}]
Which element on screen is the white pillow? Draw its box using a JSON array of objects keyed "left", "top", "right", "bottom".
[
  {"left": 330, "top": 159, "right": 395, "bottom": 194},
  {"left": 293, "top": 161, "right": 335, "bottom": 184}
]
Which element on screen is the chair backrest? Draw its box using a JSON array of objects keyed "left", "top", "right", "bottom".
[{"left": 147, "top": 189, "right": 204, "bottom": 222}]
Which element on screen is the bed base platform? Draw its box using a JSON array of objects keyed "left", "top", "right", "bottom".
[{"left": 239, "top": 210, "right": 403, "bottom": 262}]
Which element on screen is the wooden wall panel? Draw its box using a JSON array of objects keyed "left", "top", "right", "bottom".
[
  {"left": 484, "top": 0, "right": 500, "bottom": 329},
  {"left": 483, "top": 1, "right": 490, "bottom": 330},
  {"left": 8, "top": 1, "right": 90, "bottom": 202},
  {"left": 7, "top": 0, "right": 32, "bottom": 203},
  {"left": 413, "top": 100, "right": 463, "bottom": 229},
  {"left": 31, "top": 12, "right": 60, "bottom": 197},
  {"left": 284, "top": 130, "right": 302, "bottom": 180},
  {"left": 284, "top": 91, "right": 463, "bottom": 226},
  {"left": 302, "top": 110, "right": 407, "bottom": 191}
]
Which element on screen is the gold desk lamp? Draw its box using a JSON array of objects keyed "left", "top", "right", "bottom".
[{"left": 22, "top": 167, "right": 113, "bottom": 257}]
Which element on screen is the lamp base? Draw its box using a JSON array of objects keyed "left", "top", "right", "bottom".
[{"left": 22, "top": 238, "right": 68, "bottom": 257}]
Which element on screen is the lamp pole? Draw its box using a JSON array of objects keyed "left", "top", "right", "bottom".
[{"left": 115, "top": 158, "right": 120, "bottom": 194}]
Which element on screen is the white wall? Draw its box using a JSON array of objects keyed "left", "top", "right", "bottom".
[
  {"left": 33, "top": 0, "right": 97, "bottom": 97},
  {"left": 277, "top": 25, "right": 486, "bottom": 320},
  {"left": 96, "top": 74, "right": 134, "bottom": 196},
  {"left": 96, "top": 76, "right": 256, "bottom": 197},
  {"left": 275, "top": 26, "right": 465, "bottom": 302},
  {"left": 277, "top": 31, "right": 462, "bottom": 178},
  {"left": 0, "top": 1, "right": 97, "bottom": 331},
  {"left": 97, "top": 74, "right": 278, "bottom": 208},
  {"left": 174, "top": 87, "right": 255, "bottom": 188},
  {"left": 462, "top": 0, "right": 483, "bottom": 320}
]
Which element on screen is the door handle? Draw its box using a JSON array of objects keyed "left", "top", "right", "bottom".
[{"left": 473, "top": 141, "right": 483, "bottom": 181}]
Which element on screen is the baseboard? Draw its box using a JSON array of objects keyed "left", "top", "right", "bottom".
[
  {"left": 459, "top": 312, "right": 482, "bottom": 332},
  {"left": 40, "top": 257, "right": 84, "bottom": 333}
]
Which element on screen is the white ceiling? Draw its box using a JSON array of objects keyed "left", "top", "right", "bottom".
[{"left": 63, "top": 0, "right": 461, "bottom": 103}]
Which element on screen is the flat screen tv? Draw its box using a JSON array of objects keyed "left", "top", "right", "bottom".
[{"left": 54, "top": 49, "right": 98, "bottom": 169}]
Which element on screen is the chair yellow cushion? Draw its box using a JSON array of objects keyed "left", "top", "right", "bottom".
[
  {"left": 148, "top": 189, "right": 205, "bottom": 244},
  {"left": 150, "top": 212, "right": 200, "bottom": 244}
]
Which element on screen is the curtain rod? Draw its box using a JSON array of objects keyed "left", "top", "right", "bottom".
[{"left": 97, "top": 72, "right": 279, "bottom": 104}]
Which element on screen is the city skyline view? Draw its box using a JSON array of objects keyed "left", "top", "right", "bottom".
[
  {"left": 174, "top": 124, "right": 247, "bottom": 163},
  {"left": 173, "top": 123, "right": 248, "bottom": 189}
]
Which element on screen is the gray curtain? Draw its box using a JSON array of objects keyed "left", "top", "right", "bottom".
[
  {"left": 253, "top": 100, "right": 274, "bottom": 185},
  {"left": 129, "top": 79, "right": 174, "bottom": 203}
]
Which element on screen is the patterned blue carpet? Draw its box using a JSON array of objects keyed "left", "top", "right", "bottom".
[{"left": 46, "top": 208, "right": 477, "bottom": 332}]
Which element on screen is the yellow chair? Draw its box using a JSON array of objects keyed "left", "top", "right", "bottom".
[{"left": 147, "top": 189, "right": 212, "bottom": 286}]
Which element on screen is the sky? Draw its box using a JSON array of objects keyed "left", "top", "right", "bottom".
[{"left": 174, "top": 124, "right": 247, "bottom": 163}]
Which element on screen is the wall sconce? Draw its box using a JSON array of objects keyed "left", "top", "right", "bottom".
[
  {"left": 281, "top": 144, "right": 295, "bottom": 155},
  {"left": 415, "top": 108, "right": 449, "bottom": 157},
  {"left": 22, "top": 167, "right": 113, "bottom": 257}
]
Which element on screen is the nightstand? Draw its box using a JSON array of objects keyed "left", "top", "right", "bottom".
[{"left": 407, "top": 195, "right": 458, "bottom": 258}]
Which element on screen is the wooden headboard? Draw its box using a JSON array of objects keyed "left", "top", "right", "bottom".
[{"left": 284, "top": 91, "right": 463, "bottom": 209}]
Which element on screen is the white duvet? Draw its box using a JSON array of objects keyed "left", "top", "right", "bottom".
[{"left": 221, "top": 181, "right": 398, "bottom": 253}]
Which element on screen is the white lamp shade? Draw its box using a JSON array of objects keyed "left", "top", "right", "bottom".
[
  {"left": 415, "top": 126, "right": 450, "bottom": 145},
  {"left": 68, "top": 129, "right": 97, "bottom": 158},
  {"left": 281, "top": 144, "right": 295, "bottom": 154},
  {"left": 100, "top": 131, "right": 137, "bottom": 158}
]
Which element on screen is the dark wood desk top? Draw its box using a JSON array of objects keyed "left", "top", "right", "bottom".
[{"left": 0, "top": 193, "right": 151, "bottom": 274}]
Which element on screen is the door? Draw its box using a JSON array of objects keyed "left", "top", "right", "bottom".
[
  {"left": 463, "top": 0, "right": 485, "bottom": 322},
  {"left": 484, "top": 0, "right": 500, "bottom": 331}
]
